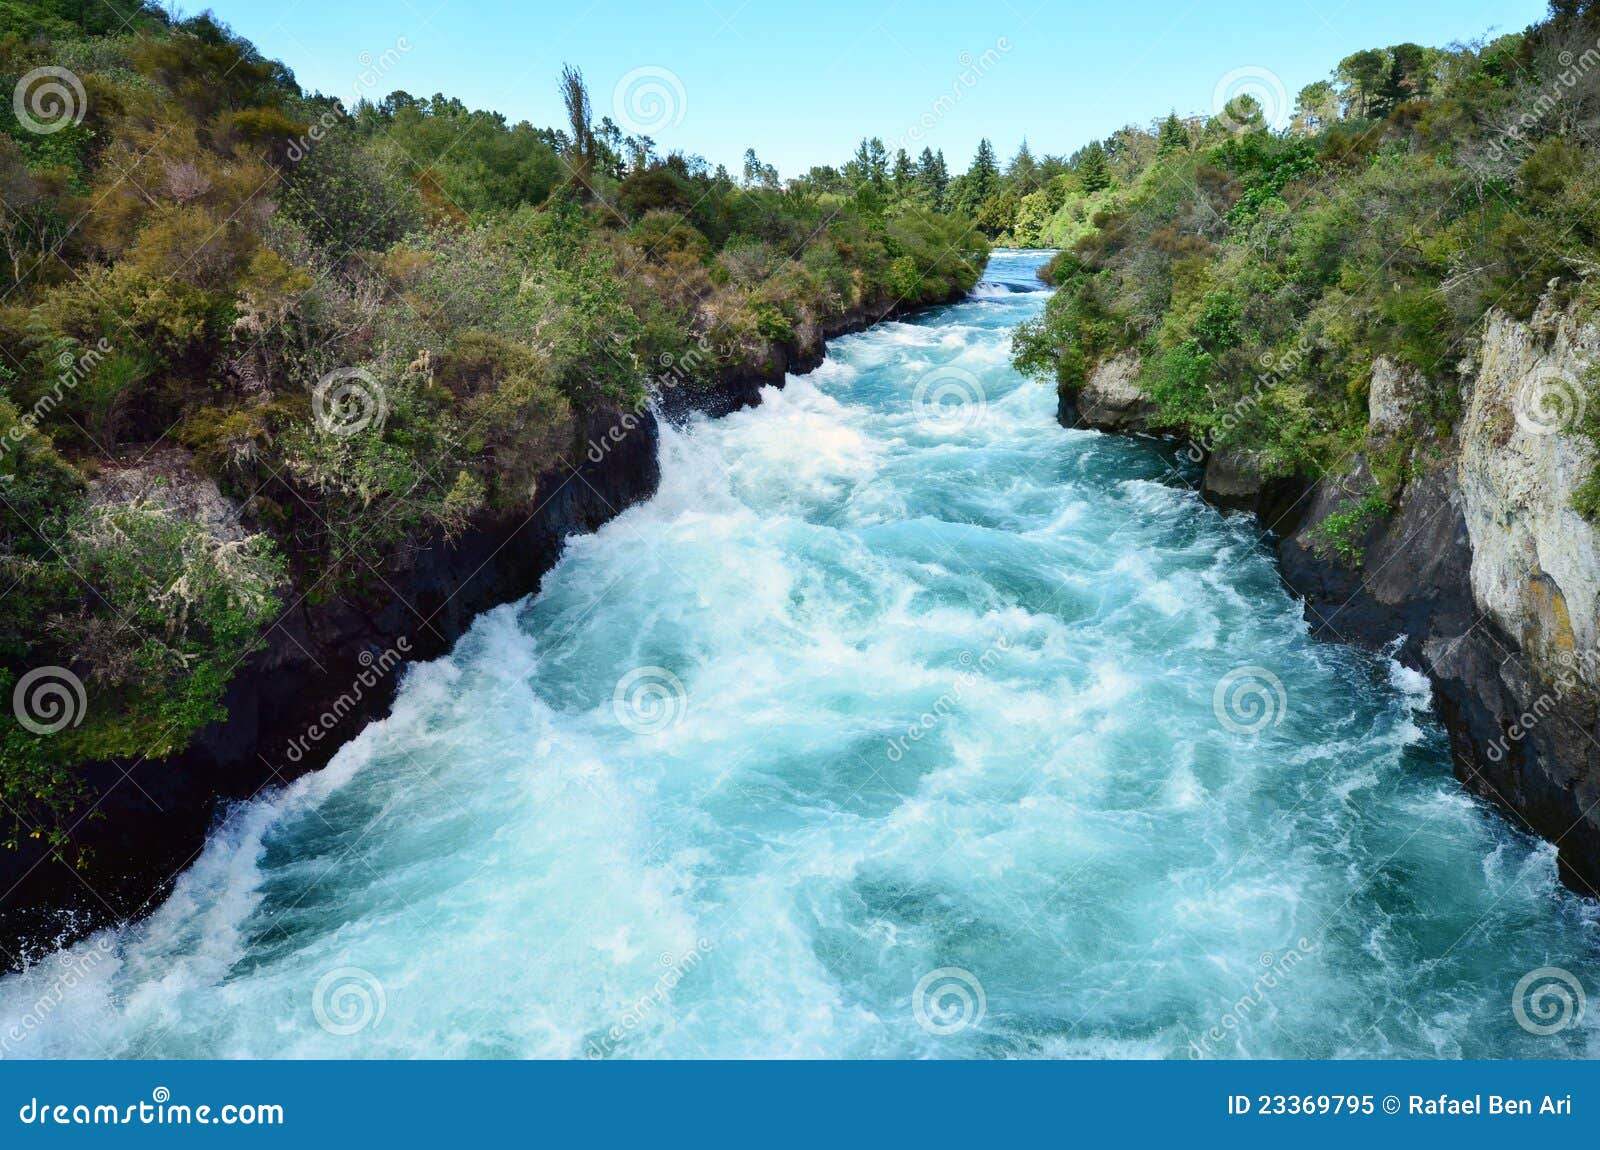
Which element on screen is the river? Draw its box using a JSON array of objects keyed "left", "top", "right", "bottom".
[{"left": 1, "top": 249, "right": 1595, "bottom": 1058}]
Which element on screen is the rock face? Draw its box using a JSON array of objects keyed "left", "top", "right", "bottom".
[
  {"left": 1459, "top": 309, "right": 1600, "bottom": 685},
  {"left": 1367, "top": 355, "right": 1423, "bottom": 437},
  {"left": 1073, "top": 314, "right": 1600, "bottom": 895},
  {"left": 1059, "top": 351, "right": 1164, "bottom": 432},
  {"left": 1448, "top": 308, "right": 1600, "bottom": 889},
  {"left": 88, "top": 446, "right": 253, "bottom": 543},
  {"left": 0, "top": 405, "right": 662, "bottom": 958}
]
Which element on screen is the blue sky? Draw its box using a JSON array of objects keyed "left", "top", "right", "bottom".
[{"left": 205, "top": 0, "right": 1551, "bottom": 175}]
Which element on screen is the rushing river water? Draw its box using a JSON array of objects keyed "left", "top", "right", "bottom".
[{"left": 4, "top": 250, "right": 1598, "bottom": 1059}]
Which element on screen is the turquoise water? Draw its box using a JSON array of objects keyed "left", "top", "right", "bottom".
[{"left": 2, "top": 249, "right": 1596, "bottom": 1058}]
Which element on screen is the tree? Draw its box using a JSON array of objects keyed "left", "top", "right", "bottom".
[
  {"left": 917, "top": 147, "right": 949, "bottom": 209},
  {"left": 1337, "top": 48, "right": 1389, "bottom": 118},
  {"left": 1381, "top": 43, "right": 1431, "bottom": 109},
  {"left": 952, "top": 138, "right": 1000, "bottom": 216},
  {"left": 1007, "top": 139, "right": 1041, "bottom": 193},
  {"left": 891, "top": 148, "right": 915, "bottom": 197},
  {"left": 741, "top": 147, "right": 779, "bottom": 188},
  {"left": 1076, "top": 140, "right": 1110, "bottom": 193},
  {"left": 559, "top": 64, "right": 595, "bottom": 197},
  {"left": 846, "top": 136, "right": 889, "bottom": 191},
  {"left": 1292, "top": 81, "right": 1339, "bottom": 134},
  {"left": 1157, "top": 111, "right": 1187, "bottom": 155}
]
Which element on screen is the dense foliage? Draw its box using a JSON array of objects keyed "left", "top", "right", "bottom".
[
  {"left": 1012, "top": 3, "right": 1600, "bottom": 542},
  {"left": 0, "top": 1, "right": 987, "bottom": 848}
]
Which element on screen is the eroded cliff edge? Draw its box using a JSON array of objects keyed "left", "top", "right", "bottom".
[
  {"left": 0, "top": 289, "right": 970, "bottom": 964},
  {"left": 1063, "top": 304, "right": 1600, "bottom": 895}
]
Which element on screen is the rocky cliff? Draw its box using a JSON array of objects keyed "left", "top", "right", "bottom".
[
  {"left": 0, "top": 405, "right": 660, "bottom": 959},
  {"left": 1063, "top": 306, "right": 1600, "bottom": 895},
  {"left": 0, "top": 286, "right": 974, "bottom": 964}
]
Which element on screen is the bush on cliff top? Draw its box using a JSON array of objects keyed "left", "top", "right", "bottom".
[
  {"left": 0, "top": 0, "right": 985, "bottom": 850},
  {"left": 1012, "top": 6, "right": 1600, "bottom": 490}
]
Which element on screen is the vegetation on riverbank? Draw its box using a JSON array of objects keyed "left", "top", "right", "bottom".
[
  {"left": 0, "top": 0, "right": 986, "bottom": 848},
  {"left": 1012, "top": 2, "right": 1600, "bottom": 516}
]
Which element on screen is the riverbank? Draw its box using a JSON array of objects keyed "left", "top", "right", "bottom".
[
  {"left": 0, "top": 283, "right": 975, "bottom": 967},
  {"left": 1059, "top": 304, "right": 1600, "bottom": 898},
  {"left": 7, "top": 248, "right": 1591, "bottom": 1058}
]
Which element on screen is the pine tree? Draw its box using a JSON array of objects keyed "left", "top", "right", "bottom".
[
  {"left": 1337, "top": 48, "right": 1388, "bottom": 118},
  {"left": 892, "top": 148, "right": 915, "bottom": 197},
  {"left": 968, "top": 138, "right": 1000, "bottom": 201},
  {"left": 1380, "top": 43, "right": 1430, "bottom": 109},
  {"left": 1157, "top": 112, "right": 1186, "bottom": 155},
  {"left": 917, "top": 147, "right": 949, "bottom": 209},
  {"left": 1008, "top": 140, "right": 1040, "bottom": 193},
  {"left": 847, "top": 137, "right": 890, "bottom": 191},
  {"left": 1076, "top": 140, "right": 1111, "bottom": 193}
]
